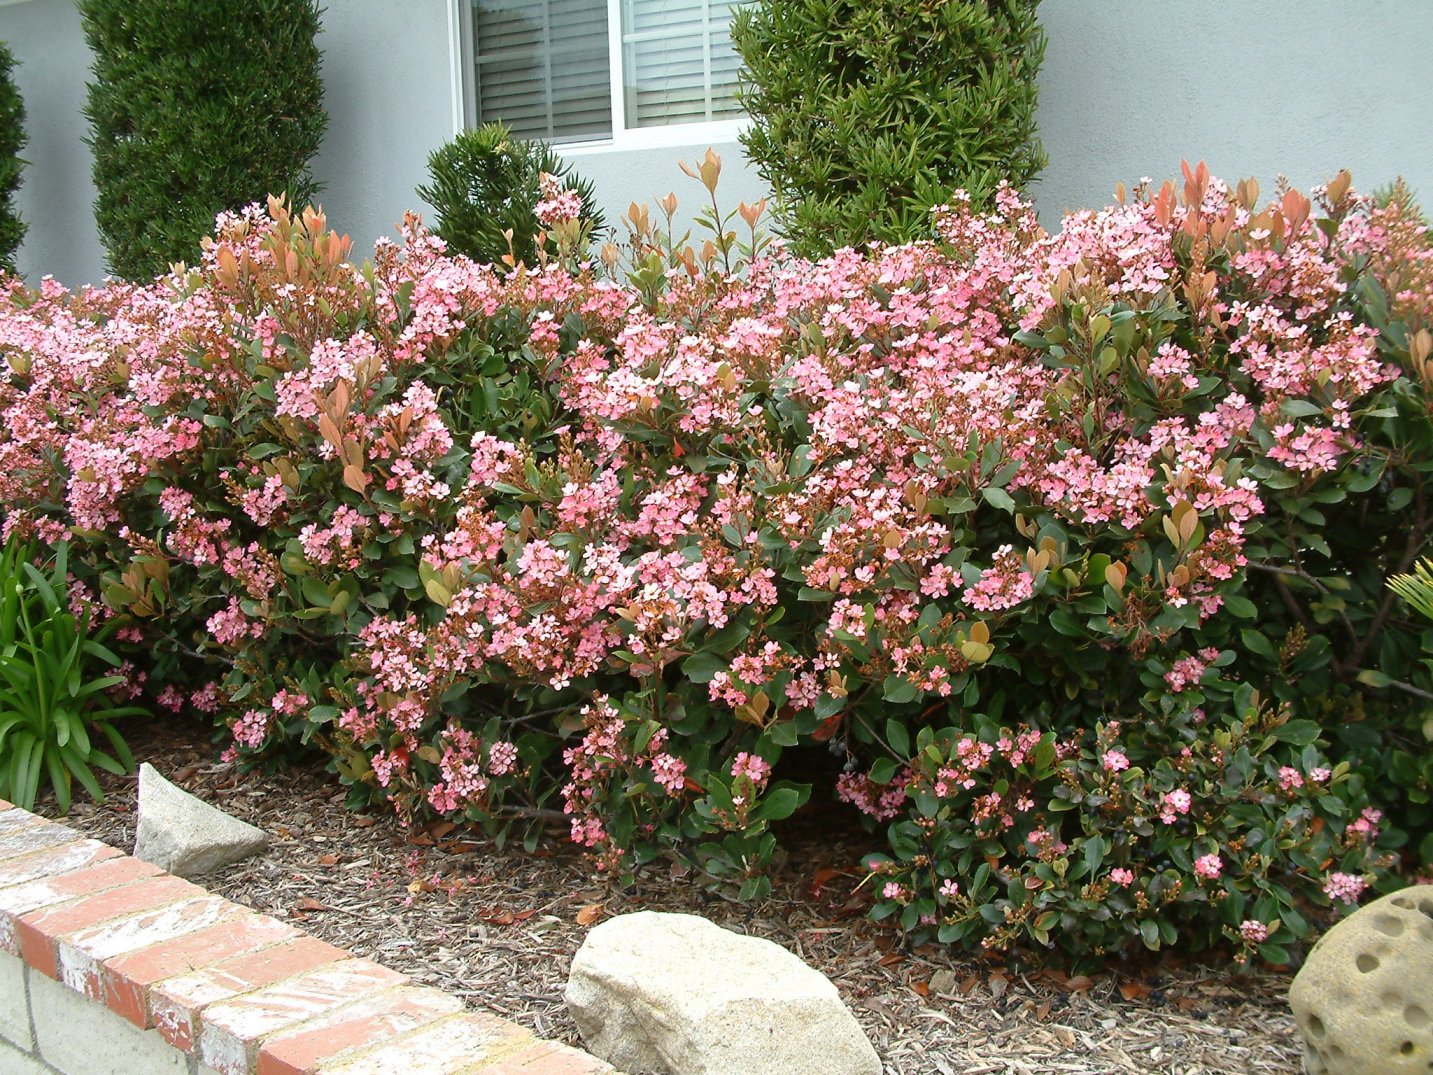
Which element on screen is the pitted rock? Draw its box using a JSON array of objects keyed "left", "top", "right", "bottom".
[
  {"left": 565, "top": 910, "right": 880, "bottom": 1075},
  {"left": 133, "top": 763, "right": 268, "bottom": 878},
  {"left": 1289, "top": 884, "right": 1433, "bottom": 1075}
]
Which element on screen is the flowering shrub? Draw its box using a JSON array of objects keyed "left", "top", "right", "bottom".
[
  {"left": 0, "top": 161, "right": 1429, "bottom": 962},
  {"left": 863, "top": 684, "right": 1389, "bottom": 965}
]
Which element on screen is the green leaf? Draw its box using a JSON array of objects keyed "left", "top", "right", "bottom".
[
  {"left": 885, "top": 718, "right": 911, "bottom": 758},
  {"left": 981, "top": 486, "right": 1015, "bottom": 514},
  {"left": 1273, "top": 720, "right": 1321, "bottom": 747},
  {"left": 754, "top": 785, "right": 805, "bottom": 822}
]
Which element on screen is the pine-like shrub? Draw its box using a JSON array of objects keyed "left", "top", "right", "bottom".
[
  {"left": 417, "top": 123, "right": 604, "bottom": 267},
  {"left": 731, "top": 0, "right": 1047, "bottom": 257},
  {"left": 0, "top": 42, "right": 26, "bottom": 273},
  {"left": 79, "top": 0, "right": 326, "bottom": 280}
]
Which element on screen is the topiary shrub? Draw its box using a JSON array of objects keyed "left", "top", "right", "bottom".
[
  {"left": 417, "top": 122, "right": 604, "bottom": 267},
  {"left": 0, "top": 41, "right": 26, "bottom": 273},
  {"left": 731, "top": 0, "right": 1047, "bottom": 257},
  {"left": 78, "top": 0, "right": 327, "bottom": 280},
  {"left": 2, "top": 165, "right": 1430, "bottom": 965}
]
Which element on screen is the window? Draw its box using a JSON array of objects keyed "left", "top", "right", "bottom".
[{"left": 466, "top": 0, "right": 745, "bottom": 150}]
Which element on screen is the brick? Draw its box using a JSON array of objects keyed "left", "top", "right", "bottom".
[
  {"left": 257, "top": 985, "right": 464, "bottom": 1075},
  {"left": 0, "top": 806, "right": 44, "bottom": 838},
  {"left": 55, "top": 894, "right": 237, "bottom": 1006},
  {"left": 468, "top": 1042, "right": 617, "bottom": 1075},
  {"left": 0, "top": 855, "right": 160, "bottom": 953},
  {"left": 0, "top": 819, "right": 79, "bottom": 865},
  {"left": 28, "top": 963, "right": 190, "bottom": 1075},
  {"left": 317, "top": 1012, "right": 535, "bottom": 1075},
  {"left": 198, "top": 958, "right": 408, "bottom": 1075},
  {"left": 16, "top": 874, "right": 201, "bottom": 979},
  {"left": 0, "top": 837, "right": 122, "bottom": 892},
  {"left": 97, "top": 911, "right": 299, "bottom": 1029},
  {"left": 151, "top": 934, "right": 351, "bottom": 1053}
]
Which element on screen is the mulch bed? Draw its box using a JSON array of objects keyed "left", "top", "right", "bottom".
[{"left": 36, "top": 716, "right": 1304, "bottom": 1075}]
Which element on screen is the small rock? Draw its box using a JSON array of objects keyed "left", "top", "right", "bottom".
[
  {"left": 133, "top": 763, "right": 268, "bottom": 878},
  {"left": 1289, "top": 884, "right": 1433, "bottom": 1075},
  {"left": 928, "top": 968, "right": 958, "bottom": 996},
  {"left": 565, "top": 910, "right": 880, "bottom": 1075}
]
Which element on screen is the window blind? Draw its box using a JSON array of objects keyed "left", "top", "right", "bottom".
[
  {"left": 621, "top": 0, "right": 743, "bottom": 128},
  {"left": 472, "top": 0, "right": 613, "bottom": 142}
]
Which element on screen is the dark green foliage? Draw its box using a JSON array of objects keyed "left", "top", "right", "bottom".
[
  {"left": 417, "top": 122, "right": 604, "bottom": 266},
  {"left": 0, "top": 540, "right": 141, "bottom": 813},
  {"left": 79, "top": 0, "right": 327, "bottom": 280},
  {"left": 731, "top": 0, "right": 1047, "bottom": 257},
  {"left": 0, "top": 42, "right": 26, "bottom": 273}
]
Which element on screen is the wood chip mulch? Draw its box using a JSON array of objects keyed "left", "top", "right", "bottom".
[{"left": 35, "top": 717, "right": 1304, "bottom": 1075}]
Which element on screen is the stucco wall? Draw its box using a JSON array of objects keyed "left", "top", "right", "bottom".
[
  {"left": 308, "top": 0, "right": 456, "bottom": 253},
  {"left": 0, "top": 0, "right": 106, "bottom": 287},
  {"left": 561, "top": 139, "right": 770, "bottom": 243},
  {"left": 0, "top": 0, "right": 1430, "bottom": 285},
  {"left": 0, "top": 0, "right": 457, "bottom": 287},
  {"left": 1033, "top": 0, "right": 1433, "bottom": 226}
]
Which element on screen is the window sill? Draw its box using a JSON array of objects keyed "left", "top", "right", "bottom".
[{"left": 555, "top": 118, "right": 747, "bottom": 156}]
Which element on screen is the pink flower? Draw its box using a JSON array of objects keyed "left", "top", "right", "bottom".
[
  {"left": 939, "top": 878, "right": 960, "bottom": 900},
  {"left": 1239, "top": 920, "right": 1269, "bottom": 944},
  {"left": 1323, "top": 872, "right": 1367, "bottom": 905},
  {"left": 1101, "top": 750, "right": 1129, "bottom": 773},
  {"left": 487, "top": 741, "right": 519, "bottom": 777},
  {"left": 1194, "top": 853, "right": 1222, "bottom": 880},
  {"left": 1159, "top": 788, "right": 1192, "bottom": 824},
  {"left": 650, "top": 753, "right": 687, "bottom": 796},
  {"left": 882, "top": 881, "right": 907, "bottom": 901},
  {"left": 1109, "top": 868, "right": 1134, "bottom": 887},
  {"left": 731, "top": 751, "right": 773, "bottom": 788}
]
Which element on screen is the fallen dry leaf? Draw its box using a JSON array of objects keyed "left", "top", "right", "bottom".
[
  {"left": 1119, "top": 980, "right": 1152, "bottom": 1001},
  {"left": 293, "top": 897, "right": 330, "bottom": 912},
  {"left": 911, "top": 980, "right": 930, "bottom": 997},
  {"left": 809, "top": 866, "right": 845, "bottom": 898},
  {"left": 316, "top": 853, "right": 340, "bottom": 866},
  {"left": 576, "top": 903, "right": 605, "bottom": 926}
]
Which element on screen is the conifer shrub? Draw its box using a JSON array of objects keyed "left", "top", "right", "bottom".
[
  {"left": 417, "top": 123, "right": 604, "bottom": 267},
  {"left": 0, "top": 41, "right": 26, "bottom": 273},
  {"left": 78, "top": 0, "right": 326, "bottom": 280},
  {"left": 731, "top": 0, "right": 1047, "bottom": 257}
]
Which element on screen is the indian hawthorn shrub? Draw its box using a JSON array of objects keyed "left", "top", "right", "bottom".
[{"left": 0, "top": 163, "right": 1429, "bottom": 964}]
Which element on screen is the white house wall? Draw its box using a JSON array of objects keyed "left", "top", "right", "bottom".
[
  {"left": 1, "top": 0, "right": 1431, "bottom": 287},
  {"left": 310, "top": 0, "right": 455, "bottom": 262},
  {"left": 1035, "top": 0, "right": 1433, "bottom": 224},
  {"left": 0, "top": 0, "right": 106, "bottom": 289}
]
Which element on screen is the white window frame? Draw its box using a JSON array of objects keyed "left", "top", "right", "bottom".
[{"left": 447, "top": 0, "right": 747, "bottom": 155}]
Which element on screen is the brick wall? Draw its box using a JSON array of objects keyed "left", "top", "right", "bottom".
[{"left": 0, "top": 798, "right": 619, "bottom": 1075}]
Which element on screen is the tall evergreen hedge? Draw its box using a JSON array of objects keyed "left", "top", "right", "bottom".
[
  {"left": 79, "top": 0, "right": 327, "bottom": 280},
  {"left": 731, "top": 0, "right": 1047, "bottom": 257},
  {"left": 0, "top": 41, "right": 26, "bottom": 273}
]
